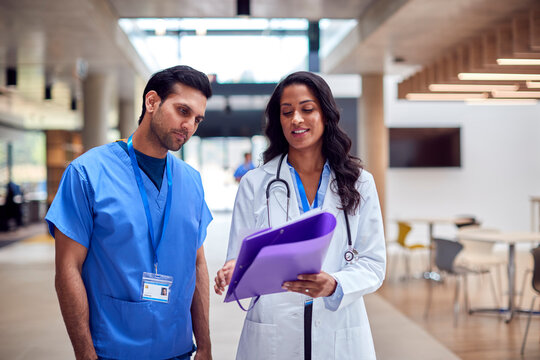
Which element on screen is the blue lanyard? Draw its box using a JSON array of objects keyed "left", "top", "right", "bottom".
[
  {"left": 127, "top": 134, "right": 173, "bottom": 273},
  {"left": 293, "top": 170, "right": 321, "bottom": 213}
]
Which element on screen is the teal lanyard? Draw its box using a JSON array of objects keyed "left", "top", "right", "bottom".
[
  {"left": 127, "top": 134, "right": 173, "bottom": 274},
  {"left": 293, "top": 170, "right": 322, "bottom": 213}
]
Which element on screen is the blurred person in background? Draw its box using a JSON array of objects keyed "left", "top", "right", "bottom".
[
  {"left": 0, "top": 180, "right": 23, "bottom": 231},
  {"left": 233, "top": 152, "right": 255, "bottom": 183}
]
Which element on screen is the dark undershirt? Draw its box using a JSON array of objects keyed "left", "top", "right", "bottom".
[{"left": 117, "top": 141, "right": 166, "bottom": 190}]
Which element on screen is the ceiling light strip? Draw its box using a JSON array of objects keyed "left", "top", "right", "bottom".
[
  {"left": 491, "top": 90, "right": 540, "bottom": 98},
  {"left": 496, "top": 59, "right": 540, "bottom": 66},
  {"left": 458, "top": 73, "right": 540, "bottom": 81},
  {"left": 429, "top": 84, "right": 519, "bottom": 92},
  {"left": 526, "top": 81, "right": 540, "bottom": 88},
  {"left": 406, "top": 93, "right": 488, "bottom": 101}
]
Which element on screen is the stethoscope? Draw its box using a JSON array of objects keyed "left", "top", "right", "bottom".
[{"left": 265, "top": 153, "right": 358, "bottom": 264}]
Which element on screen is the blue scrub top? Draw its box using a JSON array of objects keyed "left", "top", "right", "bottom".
[
  {"left": 233, "top": 161, "right": 255, "bottom": 179},
  {"left": 46, "top": 142, "right": 212, "bottom": 360}
]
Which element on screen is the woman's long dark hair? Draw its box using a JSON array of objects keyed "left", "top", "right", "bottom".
[{"left": 263, "top": 71, "right": 362, "bottom": 214}]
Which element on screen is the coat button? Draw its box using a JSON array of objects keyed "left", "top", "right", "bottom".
[{"left": 315, "top": 320, "right": 321, "bottom": 327}]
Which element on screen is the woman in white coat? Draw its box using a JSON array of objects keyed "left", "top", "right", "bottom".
[{"left": 214, "top": 71, "right": 386, "bottom": 360}]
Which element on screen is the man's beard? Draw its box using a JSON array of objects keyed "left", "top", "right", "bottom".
[
  {"left": 160, "top": 129, "right": 188, "bottom": 152},
  {"left": 150, "top": 113, "right": 189, "bottom": 152}
]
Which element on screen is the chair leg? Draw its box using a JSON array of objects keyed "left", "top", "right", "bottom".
[
  {"left": 424, "top": 276, "right": 433, "bottom": 319},
  {"left": 454, "top": 276, "right": 460, "bottom": 327},
  {"left": 404, "top": 252, "right": 411, "bottom": 280},
  {"left": 488, "top": 271, "right": 500, "bottom": 308},
  {"left": 496, "top": 264, "right": 503, "bottom": 305},
  {"left": 521, "top": 296, "right": 537, "bottom": 355},
  {"left": 397, "top": 251, "right": 406, "bottom": 281},
  {"left": 463, "top": 274, "right": 470, "bottom": 314},
  {"left": 518, "top": 269, "right": 532, "bottom": 309},
  {"left": 388, "top": 246, "right": 397, "bottom": 281}
]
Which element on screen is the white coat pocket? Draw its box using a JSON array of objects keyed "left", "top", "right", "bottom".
[
  {"left": 334, "top": 326, "right": 376, "bottom": 360},
  {"left": 236, "top": 319, "right": 277, "bottom": 360}
]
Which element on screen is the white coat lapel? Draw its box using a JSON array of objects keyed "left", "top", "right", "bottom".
[{"left": 321, "top": 171, "right": 341, "bottom": 219}]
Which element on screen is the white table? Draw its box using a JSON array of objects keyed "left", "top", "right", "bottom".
[{"left": 458, "top": 231, "right": 540, "bottom": 322}]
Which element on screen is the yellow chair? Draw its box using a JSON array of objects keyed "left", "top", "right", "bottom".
[{"left": 392, "top": 221, "right": 428, "bottom": 280}]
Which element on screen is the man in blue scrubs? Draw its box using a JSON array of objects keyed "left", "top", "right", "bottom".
[
  {"left": 233, "top": 152, "right": 255, "bottom": 183},
  {"left": 46, "top": 65, "right": 213, "bottom": 360}
]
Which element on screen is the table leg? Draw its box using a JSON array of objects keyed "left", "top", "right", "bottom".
[
  {"left": 423, "top": 223, "right": 441, "bottom": 281},
  {"left": 537, "top": 201, "right": 540, "bottom": 233},
  {"left": 533, "top": 199, "right": 540, "bottom": 233},
  {"left": 532, "top": 200, "right": 535, "bottom": 232},
  {"left": 428, "top": 223, "right": 434, "bottom": 272},
  {"left": 505, "top": 243, "right": 516, "bottom": 323}
]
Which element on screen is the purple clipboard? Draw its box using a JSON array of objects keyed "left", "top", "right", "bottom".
[{"left": 224, "top": 211, "right": 337, "bottom": 303}]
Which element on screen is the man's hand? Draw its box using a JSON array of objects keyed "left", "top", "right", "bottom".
[
  {"left": 214, "top": 259, "right": 236, "bottom": 295},
  {"left": 194, "top": 347, "right": 212, "bottom": 360},
  {"left": 282, "top": 271, "right": 337, "bottom": 298},
  {"left": 191, "top": 247, "right": 212, "bottom": 360}
]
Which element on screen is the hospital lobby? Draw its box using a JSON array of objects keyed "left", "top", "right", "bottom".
[{"left": 1, "top": 0, "right": 540, "bottom": 359}]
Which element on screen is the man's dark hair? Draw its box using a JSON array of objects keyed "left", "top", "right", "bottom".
[{"left": 138, "top": 65, "right": 212, "bottom": 124}]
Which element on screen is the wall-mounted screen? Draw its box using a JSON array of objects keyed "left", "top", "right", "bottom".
[{"left": 389, "top": 127, "right": 461, "bottom": 168}]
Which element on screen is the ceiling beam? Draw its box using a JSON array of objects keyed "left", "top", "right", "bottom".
[
  {"left": 323, "top": 0, "right": 409, "bottom": 74},
  {"left": 357, "top": 0, "right": 409, "bottom": 42},
  {"left": 87, "top": 0, "right": 151, "bottom": 80}
]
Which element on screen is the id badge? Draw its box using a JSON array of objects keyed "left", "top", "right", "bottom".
[{"left": 141, "top": 272, "right": 173, "bottom": 303}]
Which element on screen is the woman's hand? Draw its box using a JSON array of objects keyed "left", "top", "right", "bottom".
[
  {"left": 214, "top": 259, "right": 236, "bottom": 295},
  {"left": 282, "top": 271, "right": 337, "bottom": 298}
]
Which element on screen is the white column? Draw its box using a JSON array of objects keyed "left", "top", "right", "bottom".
[
  {"left": 83, "top": 73, "right": 112, "bottom": 151},
  {"left": 0, "top": 66, "right": 5, "bottom": 87},
  {"left": 118, "top": 70, "right": 138, "bottom": 138},
  {"left": 359, "top": 74, "right": 387, "bottom": 223},
  {"left": 118, "top": 99, "right": 136, "bottom": 138}
]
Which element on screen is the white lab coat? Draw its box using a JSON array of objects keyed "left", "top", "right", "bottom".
[{"left": 226, "top": 154, "right": 386, "bottom": 360}]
